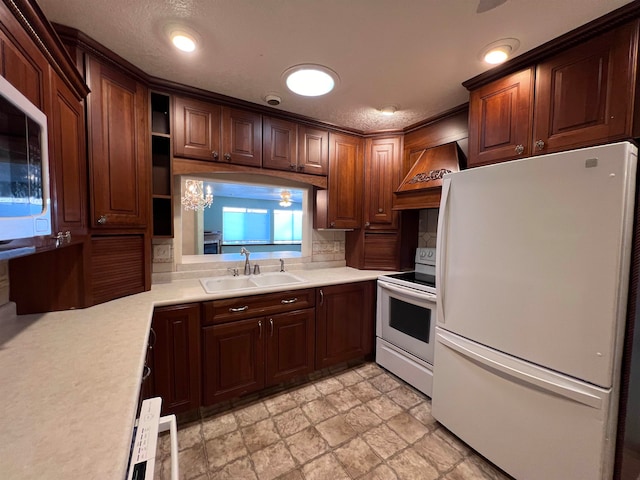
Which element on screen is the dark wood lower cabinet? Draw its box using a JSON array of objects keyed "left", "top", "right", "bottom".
[
  {"left": 147, "top": 304, "right": 201, "bottom": 416},
  {"left": 316, "top": 281, "right": 375, "bottom": 369},
  {"left": 202, "top": 318, "right": 265, "bottom": 405},
  {"left": 156, "top": 283, "right": 374, "bottom": 409},
  {"left": 202, "top": 308, "right": 316, "bottom": 405},
  {"left": 265, "top": 309, "right": 315, "bottom": 387}
]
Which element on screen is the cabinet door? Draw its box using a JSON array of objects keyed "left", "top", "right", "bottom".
[
  {"left": 533, "top": 21, "right": 638, "bottom": 154},
  {"left": 298, "top": 125, "right": 328, "bottom": 175},
  {"left": 173, "top": 96, "right": 221, "bottom": 161},
  {"left": 316, "top": 281, "right": 374, "bottom": 368},
  {"left": 468, "top": 68, "right": 534, "bottom": 167},
  {"left": 265, "top": 309, "right": 315, "bottom": 386},
  {"left": 221, "top": 107, "right": 262, "bottom": 167},
  {"left": 363, "top": 231, "right": 400, "bottom": 270},
  {"left": 316, "top": 133, "right": 363, "bottom": 229},
  {"left": 262, "top": 116, "right": 297, "bottom": 172},
  {"left": 50, "top": 73, "right": 87, "bottom": 235},
  {"left": 86, "top": 56, "right": 148, "bottom": 228},
  {"left": 365, "top": 137, "right": 401, "bottom": 229},
  {"left": 202, "top": 318, "right": 265, "bottom": 404},
  {"left": 150, "top": 304, "right": 201, "bottom": 415},
  {"left": 90, "top": 235, "right": 146, "bottom": 305},
  {"left": 0, "top": 28, "right": 47, "bottom": 109}
]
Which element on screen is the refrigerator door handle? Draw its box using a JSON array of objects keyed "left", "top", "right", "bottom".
[
  {"left": 437, "top": 330, "right": 605, "bottom": 410},
  {"left": 436, "top": 177, "right": 451, "bottom": 324}
]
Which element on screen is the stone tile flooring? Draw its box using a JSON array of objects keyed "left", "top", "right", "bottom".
[{"left": 154, "top": 362, "right": 513, "bottom": 480}]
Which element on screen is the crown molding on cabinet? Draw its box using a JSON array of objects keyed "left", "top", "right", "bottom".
[
  {"left": 4, "top": 0, "right": 89, "bottom": 99},
  {"left": 462, "top": 0, "right": 640, "bottom": 91}
]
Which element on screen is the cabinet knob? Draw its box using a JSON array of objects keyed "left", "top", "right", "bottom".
[
  {"left": 514, "top": 144, "right": 524, "bottom": 155},
  {"left": 535, "top": 140, "right": 545, "bottom": 151},
  {"left": 290, "top": 164, "right": 296, "bottom": 170},
  {"left": 224, "top": 153, "right": 232, "bottom": 161},
  {"left": 97, "top": 215, "right": 107, "bottom": 225},
  {"left": 364, "top": 222, "right": 371, "bottom": 228},
  {"left": 212, "top": 151, "right": 219, "bottom": 160},
  {"left": 330, "top": 222, "right": 335, "bottom": 228}
]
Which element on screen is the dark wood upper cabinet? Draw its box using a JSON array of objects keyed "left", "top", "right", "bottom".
[
  {"left": 86, "top": 56, "right": 149, "bottom": 228},
  {"left": 173, "top": 96, "right": 221, "bottom": 161},
  {"left": 468, "top": 68, "right": 534, "bottom": 167},
  {"left": 0, "top": 28, "right": 47, "bottom": 109},
  {"left": 262, "top": 116, "right": 298, "bottom": 172},
  {"left": 50, "top": 73, "right": 87, "bottom": 235},
  {"left": 364, "top": 137, "right": 401, "bottom": 229},
  {"left": 221, "top": 107, "right": 262, "bottom": 167},
  {"left": 468, "top": 20, "right": 639, "bottom": 166},
  {"left": 149, "top": 304, "right": 201, "bottom": 416},
  {"left": 298, "top": 125, "right": 329, "bottom": 175},
  {"left": 533, "top": 21, "right": 639, "bottom": 154},
  {"left": 315, "top": 132, "right": 363, "bottom": 229}
]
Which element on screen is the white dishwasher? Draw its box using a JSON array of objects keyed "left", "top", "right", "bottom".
[{"left": 127, "top": 397, "right": 179, "bottom": 480}]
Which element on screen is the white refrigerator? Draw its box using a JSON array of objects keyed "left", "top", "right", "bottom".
[{"left": 433, "top": 142, "right": 638, "bottom": 480}]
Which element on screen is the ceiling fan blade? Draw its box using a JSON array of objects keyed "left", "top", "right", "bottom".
[{"left": 477, "top": 0, "right": 507, "bottom": 13}]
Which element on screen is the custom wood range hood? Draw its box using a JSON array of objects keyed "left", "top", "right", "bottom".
[{"left": 393, "top": 142, "right": 466, "bottom": 210}]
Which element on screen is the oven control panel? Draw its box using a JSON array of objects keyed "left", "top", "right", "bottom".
[{"left": 416, "top": 247, "right": 436, "bottom": 266}]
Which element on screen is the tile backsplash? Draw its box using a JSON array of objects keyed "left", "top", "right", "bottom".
[
  {"left": 418, "top": 208, "right": 439, "bottom": 248},
  {"left": 152, "top": 230, "right": 346, "bottom": 281}
]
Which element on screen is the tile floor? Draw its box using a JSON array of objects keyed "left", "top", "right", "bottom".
[{"left": 154, "top": 362, "right": 513, "bottom": 480}]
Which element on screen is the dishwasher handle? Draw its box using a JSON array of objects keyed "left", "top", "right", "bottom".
[{"left": 158, "top": 414, "right": 179, "bottom": 480}]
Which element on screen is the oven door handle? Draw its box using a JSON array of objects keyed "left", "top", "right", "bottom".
[
  {"left": 436, "top": 177, "right": 451, "bottom": 323},
  {"left": 379, "top": 281, "right": 437, "bottom": 302}
]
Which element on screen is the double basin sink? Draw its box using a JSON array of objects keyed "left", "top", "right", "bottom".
[{"left": 200, "top": 271, "right": 306, "bottom": 293}]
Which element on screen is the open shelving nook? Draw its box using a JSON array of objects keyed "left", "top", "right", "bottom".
[{"left": 151, "top": 92, "right": 172, "bottom": 237}]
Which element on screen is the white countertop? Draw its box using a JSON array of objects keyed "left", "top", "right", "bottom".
[{"left": 0, "top": 267, "right": 387, "bottom": 480}]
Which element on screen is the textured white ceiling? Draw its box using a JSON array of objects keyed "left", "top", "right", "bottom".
[{"left": 37, "top": 0, "right": 634, "bottom": 132}]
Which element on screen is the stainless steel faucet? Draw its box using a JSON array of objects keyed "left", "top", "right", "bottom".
[
  {"left": 279, "top": 258, "right": 285, "bottom": 272},
  {"left": 240, "top": 247, "right": 251, "bottom": 275}
]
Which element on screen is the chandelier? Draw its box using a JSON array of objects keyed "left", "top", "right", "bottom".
[
  {"left": 279, "top": 190, "right": 292, "bottom": 207},
  {"left": 182, "top": 179, "right": 213, "bottom": 211}
]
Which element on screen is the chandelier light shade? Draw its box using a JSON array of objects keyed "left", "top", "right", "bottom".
[
  {"left": 279, "top": 190, "right": 292, "bottom": 207},
  {"left": 182, "top": 179, "right": 213, "bottom": 211}
]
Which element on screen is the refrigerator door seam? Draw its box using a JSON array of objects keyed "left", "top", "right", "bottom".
[{"left": 437, "top": 329, "right": 606, "bottom": 410}]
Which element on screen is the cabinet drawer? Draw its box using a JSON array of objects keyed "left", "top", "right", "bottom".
[{"left": 202, "top": 288, "right": 315, "bottom": 325}]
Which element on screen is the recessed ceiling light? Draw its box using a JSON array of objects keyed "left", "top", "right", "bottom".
[
  {"left": 480, "top": 38, "right": 520, "bottom": 65},
  {"left": 379, "top": 106, "right": 397, "bottom": 116},
  {"left": 170, "top": 32, "right": 197, "bottom": 52},
  {"left": 484, "top": 46, "right": 511, "bottom": 64},
  {"left": 283, "top": 64, "right": 339, "bottom": 97}
]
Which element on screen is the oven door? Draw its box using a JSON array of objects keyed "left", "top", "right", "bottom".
[{"left": 377, "top": 279, "right": 436, "bottom": 364}]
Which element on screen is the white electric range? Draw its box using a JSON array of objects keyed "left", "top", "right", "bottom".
[{"left": 375, "top": 247, "right": 437, "bottom": 396}]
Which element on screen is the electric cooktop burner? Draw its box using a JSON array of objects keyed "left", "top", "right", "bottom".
[{"left": 384, "top": 271, "right": 436, "bottom": 288}]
